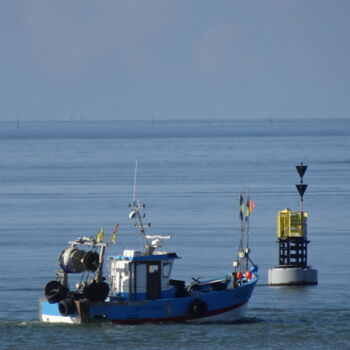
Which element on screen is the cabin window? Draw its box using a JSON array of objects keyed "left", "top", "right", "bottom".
[
  {"left": 148, "top": 264, "right": 159, "bottom": 274},
  {"left": 162, "top": 262, "right": 172, "bottom": 278}
]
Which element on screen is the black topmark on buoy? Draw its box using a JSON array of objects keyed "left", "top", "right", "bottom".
[
  {"left": 296, "top": 162, "right": 308, "bottom": 180},
  {"left": 296, "top": 162, "right": 308, "bottom": 200},
  {"left": 296, "top": 184, "right": 308, "bottom": 198}
]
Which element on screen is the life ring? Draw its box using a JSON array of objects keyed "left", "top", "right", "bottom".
[
  {"left": 190, "top": 298, "right": 208, "bottom": 316},
  {"left": 58, "top": 298, "right": 76, "bottom": 316},
  {"left": 45, "top": 280, "right": 68, "bottom": 304}
]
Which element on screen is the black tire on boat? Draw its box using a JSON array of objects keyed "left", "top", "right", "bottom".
[
  {"left": 45, "top": 280, "right": 60, "bottom": 295},
  {"left": 45, "top": 280, "right": 68, "bottom": 304},
  {"left": 58, "top": 298, "right": 76, "bottom": 316},
  {"left": 82, "top": 251, "right": 100, "bottom": 272},
  {"left": 99, "top": 282, "right": 110, "bottom": 301},
  {"left": 83, "top": 281, "right": 109, "bottom": 302},
  {"left": 190, "top": 298, "right": 208, "bottom": 316}
]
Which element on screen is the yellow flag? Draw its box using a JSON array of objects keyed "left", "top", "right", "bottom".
[{"left": 96, "top": 227, "right": 105, "bottom": 243}]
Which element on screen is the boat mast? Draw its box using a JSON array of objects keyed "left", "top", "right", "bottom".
[
  {"left": 132, "top": 160, "right": 138, "bottom": 205},
  {"left": 238, "top": 193, "right": 245, "bottom": 254},
  {"left": 129, "top": 161, "right": 152, "bottom": 254},
  {"left": 236, "top": 193, "right": 246, "bottom": 271},
  {"left": 236, "top": 193, "right": 255, "bottom": 272}
]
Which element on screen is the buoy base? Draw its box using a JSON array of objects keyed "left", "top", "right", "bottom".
[{"left": 268, "top": 266, "right": 318, "bottom": 286}]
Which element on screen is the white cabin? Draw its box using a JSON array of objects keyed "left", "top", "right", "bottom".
[{"left": 109, "top": 250, "right": 180, "bottom": 301}]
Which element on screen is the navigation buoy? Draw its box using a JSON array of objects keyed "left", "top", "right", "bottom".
[{"left": 268, "top": 163, "right": 318, "bottom": 286}]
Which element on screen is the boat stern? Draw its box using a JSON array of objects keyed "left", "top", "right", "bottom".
[{"left": 39, "top": 298, "right": 92, "bottom": 324}]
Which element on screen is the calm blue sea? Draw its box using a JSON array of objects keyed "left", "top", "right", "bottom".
[{"left": 0, "top": 119, "right": 349, "bottom": 349}]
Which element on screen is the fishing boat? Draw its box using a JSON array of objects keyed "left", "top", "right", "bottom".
[{"left": 39, "top": 191, "right": 258, "bottom": 324}]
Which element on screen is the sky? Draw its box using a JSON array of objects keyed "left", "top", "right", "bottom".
[{"left": 0, "top": 0, "right": 349, "bottom": 121}]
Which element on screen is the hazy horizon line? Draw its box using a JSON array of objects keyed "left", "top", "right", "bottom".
[{"left": 1, "top": 116, "right": 349, "bottom": 123}]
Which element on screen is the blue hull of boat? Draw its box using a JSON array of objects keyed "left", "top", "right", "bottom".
[{"left": 39, "top": 277, "right": 257, "bottom": 324}]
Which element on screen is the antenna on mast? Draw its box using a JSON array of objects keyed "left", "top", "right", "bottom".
[
  {"left": 132, "top": 160, "right": 138, "bottom": 205},
  {"left": 128, "top": 161, "right": 154, "bottom": 254}
]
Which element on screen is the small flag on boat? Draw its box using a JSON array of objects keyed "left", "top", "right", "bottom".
[
  {"left": 239, "top": 193, "right": 244, "bottom": 220},
  {"left": 111, "top": 224, "right": 119, "bottom": 244},
  {"left": 245, "top": 197, "right": 255, "bottom": 218},
  {"left": 96, "top": 227, "right": 105, "bottom": 243}
]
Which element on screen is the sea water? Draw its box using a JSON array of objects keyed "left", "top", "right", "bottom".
[{"left": 0, "top": 119, "right": 349, "bottom": 349}]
